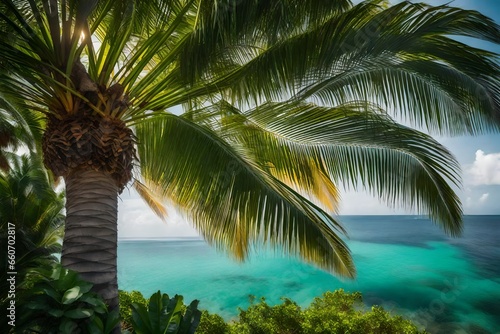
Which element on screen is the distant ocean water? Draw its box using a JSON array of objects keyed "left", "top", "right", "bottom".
[{"left": 117, "top": 215, "right": 500, "bottom": 334}]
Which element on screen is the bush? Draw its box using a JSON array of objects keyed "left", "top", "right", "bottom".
[
  {"left": 195, "top": 289, "right": 427, "bottom": 334},
  {"left": 17, "top": 264, "right": 119, "bottom": 334},
  {"left": 119, "top": 290, "right": 148, "bottom": 330},
  {"left": 0, "top": 154, "right": 65, "bottom": 331},
  {"left": 231, "top": 297, "right": 304, "bottom": 334},
  {"left": 119, "top": 290, "right": 201, "bottom": 334},
  {"left": 302, "top": 290, "right": 423, "bottom": 334},
  {"left": 196, "top": 311, "right": 230, "bottom": 334}
]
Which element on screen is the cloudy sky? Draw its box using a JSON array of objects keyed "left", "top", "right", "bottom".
[{"left": 117, "top": 0, "right": 500, "bottom": 238}]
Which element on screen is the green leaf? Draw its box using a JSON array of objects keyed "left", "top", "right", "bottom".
[
  {"left": 42, "top": 287, "right": 62, "bottom": 303},
  {"left": 49, "top": 265, "right": 63, "bottom": 280},
  {"left": 47, "top": 309, "right": 65, "bottom": 318},
  {"left": 80, "top": 293, "right": 106, "bottom": 308},
  {"left": 78, "top": 281, "right": 94, "bottom": 294},
  {"left": 148, "top": 290, "right": 163, "bottom": 331},
  {"left": 132, "top": 301, "right": 154, "bottom": 334},
  {"left": 103, "top": 310, "right": 121, "bottom": 334},
  {"left": 59, "top": 318, "right": 79, "bottom": 333},
  {"left": 177, "top": 299, "right": 201, "bottom": 334},
  {"left": 64, "top": 308, "right": 94, "bottom": 319},
  {"left": 3, "top": 0, "right": 500, "bottom": 290},
  {"left": 88, "top": 316, "right": 104, "bottom": 334},
  {"left": 25, "top": 300, "right": 48, "bottom": 310},
  {"left": 163, "top": 294, "right": 184, "bottom": 332},
  {"left": 62, "top": 286, "right": 83, "bottom": 304}
]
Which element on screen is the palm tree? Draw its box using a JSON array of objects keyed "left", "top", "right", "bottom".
[
  {"left": 1, "top": 0, "right": 499, "bottom": 324},
  {"left": 0, "top": 154, "right": 64, "bottom": 330}
]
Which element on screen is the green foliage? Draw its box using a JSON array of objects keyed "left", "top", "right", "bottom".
[
  {"left": 231, "top": 297, "right": 304, "bottom": 334},
  {"left": 196, "top": 311, "right": 230, "bottom": 334},
  {"left": 120, "top": 290, "right": 149, "bottom": 330},
  {"left": 0, "top": 154, "right": 64, "bottom": 278},
  {"left": 302, "top": 290, "right": 423, "bottom": 334},
  {"left": 0, "top": 98, "right": 44, "bottom": 170},
  {"left": 195, "top": 290, "right": 426, "bottom": 334},
  {"left": 129, "top": 290, "right": 201, "bottom": 334},
  {"left": 0, "top": 153, "right": 64, "bottom": 330},
  {"left": 17, "top": 264, "right": 119, "bottom": 334}
]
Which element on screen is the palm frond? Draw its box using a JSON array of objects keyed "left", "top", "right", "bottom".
[
  {"left": 179, "top": 1, "right": 500, "bottom": 134},
  {"left": 182, "top": 101, "right": 342, "bottom": 213},
  {"left": 180, "top": 0, "right": 353, "bottom": 82},
  {"left": 296, "top": 43, "right": 500, "bottom": 135},
  {"left": 132, "top": 178, "right": 168, "bottom": 220},
  {"left": 220, "top": 101, "right": 462, "bottom": 236},
  {"left": 136, "top": 113, "right": 354, "bottom": 277},
  {"left": 0, "top": 95, "right": 44, "bottom": 149}
]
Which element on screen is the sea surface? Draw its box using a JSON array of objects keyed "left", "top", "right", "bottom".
[{"left": 117, "top": 215, "right": 500, "bottom": 333}]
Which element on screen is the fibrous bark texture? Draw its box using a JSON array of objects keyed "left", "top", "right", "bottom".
[
  {"left": 42, "top": 113, "right": 135, "bottom": 191},
  {"left": 62, "top": 169, "right": 120, "bottom": 312}
]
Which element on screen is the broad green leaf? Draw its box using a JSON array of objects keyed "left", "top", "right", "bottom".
[
  {"left": 62, "top": 286, "right": 83, "bottom": 304},
  {"left": 47, "top": 309, "right": 65, "bottom": 318},
  {"left": 59, "top": 318, "right": 79, "bottom": 333},
  {"left": 80, "top": 293, "right": 106, "bottom": 308},
  {"left": 148, "top": 290, "right": 163, "bottom": 332},
  {"left": 64, "top": 308, "right": 94, "bottom": 319},
  {"left": 103, "top": 310, "right": 122, "bottom": 334},
  {"left": 42, "top": 287, "right": 62, "bottom": 303},
  {"left": 132, "top": 301, "right": 154, "bottom": 334}
]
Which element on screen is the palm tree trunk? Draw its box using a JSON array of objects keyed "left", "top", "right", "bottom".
[{"left": 61, "top": 169, "right": 120, "bottom": 323}]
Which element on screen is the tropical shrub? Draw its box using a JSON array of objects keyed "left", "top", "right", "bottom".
[
  {"left": 230, "top": 297, "right": 304, "bottom": 334},
  {"left": 120, "top": 290, "right": 149, "bottom": 330},
  {"left": 302, "top": 290, "right": 423, "bottom": 334},
  {"left": 196, "top": 311, "right": 230, "bottom": 334},
  {"left": 0, "top": 154, "right": 64, "bottom": 278},
  {"left": 127, "top": 290, "right": 201, "bottom": 334},
  {"left": 0, "top": 154, "right": 64, "bottom": 331},
  {"left": 196, "top": 289, "right": 426, "bottom": 334},
  {"left": 17, "top": 264, "right": 120, "bottom": 334}
]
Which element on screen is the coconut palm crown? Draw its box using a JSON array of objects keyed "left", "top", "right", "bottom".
[{"left": 1, "top": 0, "right": 500, "bottom": 320}]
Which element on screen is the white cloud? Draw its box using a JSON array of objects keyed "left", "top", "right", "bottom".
[
  {"left": 468, "top": 150, "right": 500, "bottom": 185},
  {"left": 118, "top": 190, "right": 199, "bottom": 238},
  {"left": 479, "top": 193, "right": 489, "bottom": 203},
  {"left": 338, "top": 190, "right": 408, "bottom": 215},
  {"left": 464, "top": 191, "right": 494, "bottom": 213}
]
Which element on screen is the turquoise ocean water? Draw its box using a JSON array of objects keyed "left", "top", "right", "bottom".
[{"left": 118, "top": 215, "right": 500, "bottom": 333}]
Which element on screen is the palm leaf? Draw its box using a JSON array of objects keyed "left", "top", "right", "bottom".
[
  {"left": 220, "top": 101, "right": 462, "bottom": 236},
  {"left": 177, "top": 1, "right": 500, "bottom": 134},
  {"left": 182, "top": 101, "right": 342, "bottom": 213},
  {"left": 136, "top": 113, "right": 355, "bottom": 277},
  {"left": 0, "top": 96, "right": 45, "bottom": 170},
  {"left": 132, "top": 178, "right": 168, "bottom": 220}
]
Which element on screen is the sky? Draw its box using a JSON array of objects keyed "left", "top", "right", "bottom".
[{"left": 117, "top": 0, "right": 500, "bottom": 238}]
